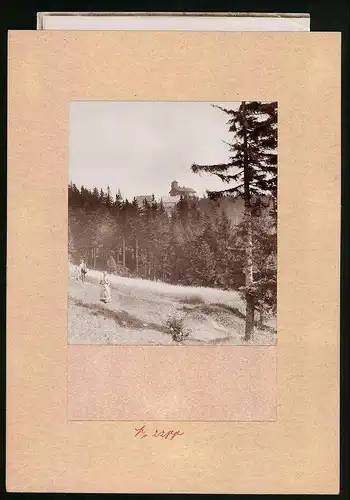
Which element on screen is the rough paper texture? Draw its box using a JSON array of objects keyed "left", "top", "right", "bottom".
[
  {"left": 68, "top": 346, "right": 277, "bottom": 421},
  {"left": 7, "top": 31, "right": 340, "bottom": 494}
]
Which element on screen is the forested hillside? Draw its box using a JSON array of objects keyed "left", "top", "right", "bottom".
[{"left": 68, "top": 184, "right": 276, "bottom": 315}]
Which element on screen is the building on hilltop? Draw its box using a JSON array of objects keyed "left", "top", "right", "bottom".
[
  {"left": 134, "top": 184, "right": 274, "bottom": 223},
  {"left": 135, "top": 195, "right": 153, "bottom": 208},
  {"left": 160, "top": 195, "right": 181, "bottom": 215},
  {"left": 134, "top": 181, "right": 197, "bottom": 216},
  {"left": 169, "top": 180, "right": 196, "bottom": 197}
]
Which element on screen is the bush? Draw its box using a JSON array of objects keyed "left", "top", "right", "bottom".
[
  {"left": 113, "top": 264, "right": 131, "bottom": 277},
  {"left": 107, "top": 255, "right": 118, "bottom": 273},
  {"left": 165, "top": 315, "right": 190, "bottom": 343}
]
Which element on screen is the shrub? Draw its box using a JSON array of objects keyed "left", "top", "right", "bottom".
[
  {"left": 107, "top": 255, "right": 118, "bottom": 273},
  {"left": 165, "top": 315, "right": 190, "bottom": 343},
  {"left": 113, "top": 264, "right": 131, "bottom": 277}
]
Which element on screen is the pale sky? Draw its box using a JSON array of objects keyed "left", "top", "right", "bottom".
[{"left": 69, "top": 101, "right": 241, "bottom": 200}]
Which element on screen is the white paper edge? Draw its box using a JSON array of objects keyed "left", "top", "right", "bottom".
[{"left": 37, "top": 13, "right": 310, "bottom": 32}]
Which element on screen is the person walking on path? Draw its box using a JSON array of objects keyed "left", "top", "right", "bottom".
[
  {"left": 79, "top": 259, "right": 88, "bottom": 283},
  {"left": 100, "top": 271, "right": 112, "bottom": 303}
]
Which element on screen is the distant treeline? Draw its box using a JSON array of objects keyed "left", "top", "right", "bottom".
[{"left": 68, "top": 183, "right": 277, "bottom": 311}]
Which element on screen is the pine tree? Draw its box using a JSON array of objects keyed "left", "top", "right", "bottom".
[
  {"left": 127, "top": 198, "right": 142, "bottom": 274},
  {"left": 106, "top": 185, "right": 113, "bottom": 209},
  {"left": 99, "top": 188, "right": 106, "bottom": 210},
  {"left": 191, "top": 101, "right": 277, "bottom": 340},
  {"left": 214, "top": 212, "right": 238, "bottom": 289},
  {"left": 201, "top": 214, "right": 217, "bottom": 254},
  {"left": 114, "top": 190, "right": 123, "bottom": 214},
  {"left": 158, "top": 198, "right": 166, "bottom": 216},
  {"left": 176, "top": 195, "right": 189, "bottom": 225},
  {"left": 91, "top": 187, "right": 100, "bottom": 210},
  {"left": 251, "top": 212, "right": 277, "bottom": 316},
  {"left": 188, "top": 198, "right": 202, "bottom": 225},
  {"left": 182, "top": 233, "right": 216, "bottom": 287},
  {"left": 150, "top": 195, "right": 158, "bottom": 220}
]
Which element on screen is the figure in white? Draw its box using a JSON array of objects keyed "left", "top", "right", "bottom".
[
  {"left": 100, "top": 272, "right": 112, "bottom": 303},
  {"left": 79, "top": 259, "right": 88, "bottom": 282}
]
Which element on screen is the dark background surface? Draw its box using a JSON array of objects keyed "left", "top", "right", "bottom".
[{"left": 1, "top": 1, "right": 349, "bottom": 498}]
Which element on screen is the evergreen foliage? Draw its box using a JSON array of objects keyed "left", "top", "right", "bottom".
[{"left": 191, "top": 101, "right": 277, "bottom": 338}]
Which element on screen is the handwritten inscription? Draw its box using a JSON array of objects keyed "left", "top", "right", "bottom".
[{"left": 134, "top": 424, "right": 184, "bottom": 440}]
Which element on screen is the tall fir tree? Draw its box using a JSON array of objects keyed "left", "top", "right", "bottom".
[
  {"left": 114, "top": 190, "right": 123, "bottom": 214},
  {"left": 191, "top": 101, "right": 277, "bottom": 340},
  {"left": 105, "top": 185, "right": 113, "bottom": 209}
]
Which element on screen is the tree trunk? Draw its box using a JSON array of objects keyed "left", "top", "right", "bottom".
[
  {"left": 258, "top": 307, "right": 265, "bottom": 329},
  {"left": 242, "top": 101, "right": 255, "bottom": 341},
  {"left": 135, "top": 239, "right": 139, "bottom": 275},
  {"left": 90, "top": 248, "right": 93, "bottom": 268},
  {"left": 244, "top": 210, "right": 254, "bottom": 340},
  {"left": 122, "top": 238, "right": 126, "bottom": 267}
]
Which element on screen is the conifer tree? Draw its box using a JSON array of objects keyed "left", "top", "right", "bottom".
[
  {"left": 158, "top": 199, "right": 166, "bottom": 217},
  {"left": 176, "top": 195, "right": 189, "bottom": 225},
  {"left": 91, "top": 187, "right": 100, "bottom": 210},
  {"left": 114, "top": 190, "right": 123, "bottom": 214},
  {"left": 106, "top": 185, "right": 113, "bottom": 209},
  {"left": 182, "top": 233, "right": 216, "bottom": 287},
  {"left": 191, "top": 101, "right": 277, "bottom": 340}
]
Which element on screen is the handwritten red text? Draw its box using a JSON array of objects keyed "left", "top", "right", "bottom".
[{"left": 134, "top": 425, "right": 184, "bottom": 440}]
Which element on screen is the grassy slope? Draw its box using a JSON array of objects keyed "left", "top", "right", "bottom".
[{"left": 68, "top": 265, "right": 277, "bottom": 345}]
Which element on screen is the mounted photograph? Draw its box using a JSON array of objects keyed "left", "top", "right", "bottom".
[{"left": 68, "top": 101, "right": 277, "bottom": 345}]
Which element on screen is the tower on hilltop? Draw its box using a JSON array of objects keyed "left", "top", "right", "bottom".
[{"left": 169, "top": 180, "right": 196, "bottom": 197}]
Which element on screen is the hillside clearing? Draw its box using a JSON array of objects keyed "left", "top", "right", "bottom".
[{"left": 68, "top": 267, "right": 276, "bottom": 345}]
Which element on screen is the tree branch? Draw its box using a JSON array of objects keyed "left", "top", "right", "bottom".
[{"left": 191, "top": 162, "right": 233, "bottom": 174}]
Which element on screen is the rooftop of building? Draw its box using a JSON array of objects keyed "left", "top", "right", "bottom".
[
  {"left": 173, "top": 186, "right": 196, "bottom": 193},
  {"left": 135, "top": 195, "right": 154, "bottom": 203},
  {"left": 160, "top": 195, "right": 181, "bottom": 203}
]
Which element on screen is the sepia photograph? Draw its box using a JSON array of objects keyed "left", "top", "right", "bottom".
[{"left": 68, "top": 101, "right": 277, "bottom": 345}]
